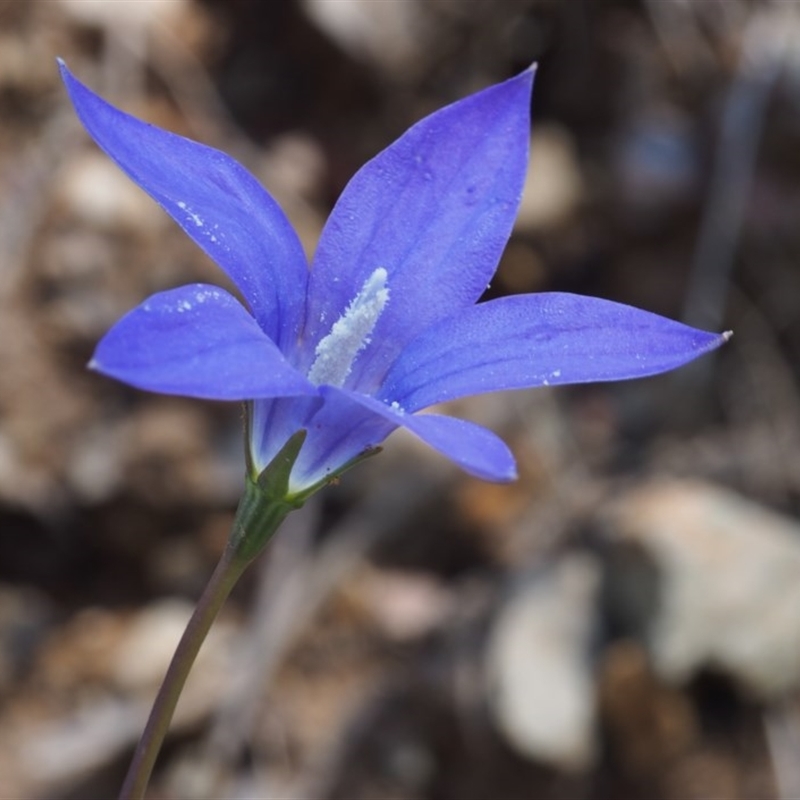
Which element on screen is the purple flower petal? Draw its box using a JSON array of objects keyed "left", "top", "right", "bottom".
[
  {"left": 249, "top": 395, "right": 325, "bottom": 475},
  {"left": 334, "top": 389, "right": 518, "bottom": 482},
  {"left": 91, "top": 284, "right": 316, "bottom": 400},
  {"left": 59, "top": 61, "right": 308, "bottom": 349},
  {"left": 265, "top": 390, "right": 398, "bottom": 490},
  {"left": 302, "top": 69, "right": 535, "bottom": 388},
  {"left": 382, "top": 293, "right": 728, "bottom": 411}
]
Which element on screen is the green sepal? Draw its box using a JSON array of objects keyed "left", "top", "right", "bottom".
[
  {"left": 230, "top": 430, "right": 309, "bottom": 565},
  {"left": 229, "top": 477, "right": 296, "bottom": 564},
  {"left": 233, "top": 404, "right": 384, "bottom": 564},
  {"left": 255, "top": 429, "right": 308, "bottom": 498}
]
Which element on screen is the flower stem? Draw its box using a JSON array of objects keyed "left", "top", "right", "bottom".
[{"left": 118, "top": 479, "right": 293, "bottom": 800}]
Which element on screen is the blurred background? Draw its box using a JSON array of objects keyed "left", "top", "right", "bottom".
[{"left": 1, "top": 0, "right": 800, "bottom": 797}]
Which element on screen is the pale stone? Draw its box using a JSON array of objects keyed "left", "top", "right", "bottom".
[
  {"left": 111, "top": 598, "right": 234, "bottom": 698},
  {"left": 606, "top": 480, "right": 800, "bottom": 698},
  {"left": 516, "top": 125, "right": 584, "bottom": 233},
  {"left": 58, "top": 0, "right": 188, "bottom": 29},
  {"left": 486, "top": 554, "right": 600, "bottom": 771},
  {"left": 301, "top": 0, "right": 422, "bottom": 73},
  {"left": 57, "top": 153, "right": 162, "bottom": 231}
]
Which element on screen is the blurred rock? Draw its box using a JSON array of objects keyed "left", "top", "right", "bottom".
[
  {"left": 122, "top": 400, "right": 236, "bottom": 506},
  {"left": 111, "top": 598, "right": 238, "bottom": 725},
  {"left": 301, "top": 0, "right": 423, "bottom": 75},
  {"left": 606, "top": 480, "right": 800, "bottom": 698},
  {"left": 261, "top": 133, "right": 327, "bottom": 204},
  {"left": 112, "top": 598, "right": 201, "bottom": 691},
  {"left": 485, "top": 553, "right": 601, "bottom": 772},
  {"left": 34, "top": 605, "right": 128, "bottom": 690},
  {"left": 0, "top": 28, "right": 59, "bottom": 96},
  {"left": 256, "top": 133, "right": 327, "bottom": 259},
  {"left": 56, "top": 152, "right": 163, "bottom": 231},
  {"left": 13, "top": 697, "right": 144, "bottom": 797},
  {"left": 343, "top": 565, "right": 455, "bottom": 641},
  {"left": 58, "top": 0, "right": 189, "bottom": 30},
  {"left": 515, "top": 125, "right": 584, "bottom": 233},
  {"left": 66, "top": 422, "right": 126, "bottom": 503},
  {"left": 0, "top": 598, "right": 239, "bottom": 798}
]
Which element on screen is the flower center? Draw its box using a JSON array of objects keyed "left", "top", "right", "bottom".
[{"left": 307, "top": 267, "right": 389, "bottom": 387}]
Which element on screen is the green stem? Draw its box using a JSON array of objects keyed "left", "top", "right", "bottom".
[{"left": 118, "top": 481, "right": 290, "bottom": 800}]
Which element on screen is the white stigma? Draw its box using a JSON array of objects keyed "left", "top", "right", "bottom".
[{"left": 307, "top": 267, "right": 389, "bottom": 387}]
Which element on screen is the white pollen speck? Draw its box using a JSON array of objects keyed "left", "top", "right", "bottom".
[
  {"left": 551, "top": 369, "right": 561, "bottom": 378},
  {"left": 390, "top": 400, "right": 404, "bottom": 415},
  {"left": 176, "top": 200, "right": 204, "bottom": 228},
  {"left": 308, "top": 268, "right": 389, "bottom": 387}
]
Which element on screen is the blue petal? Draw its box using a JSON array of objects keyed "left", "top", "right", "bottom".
[
  {"left": 252, "top": 387, "right": 516, "bottom": 490},
  {"left": 250, "top": 395, "right": 325, "bottom": 474},
  {"left": 335, "top": 389, "right": 518, "bottom": 482},
  {"left": 59, "top": 61, "right": 308, "bottom": 349},
  {"left": 381, "top": 293, "right": 729, "bottom": 411},
  {"left": 302, "top": 69, "right": 535, "bottom": 388},
  {"left": 91, "top": 284, "right": 316, "bottom": 400},
  {"left": 249, "top": 392, "right": 395, "bottom": 490}
]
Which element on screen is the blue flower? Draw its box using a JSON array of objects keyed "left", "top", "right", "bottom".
[{"left": 60, "top": 62, "right": 727, "bottom": 493}]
